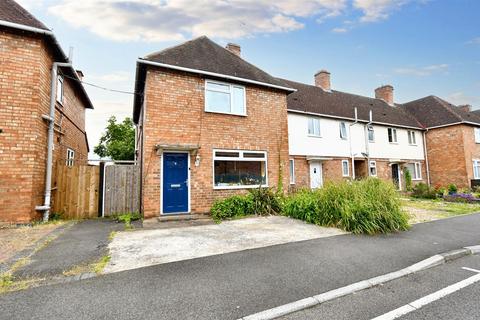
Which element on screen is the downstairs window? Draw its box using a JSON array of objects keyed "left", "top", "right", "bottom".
[{"left": 213, "top": 150, "right": 267, "bottom": 188}]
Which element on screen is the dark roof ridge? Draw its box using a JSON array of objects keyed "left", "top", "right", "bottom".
[
  {"left": 0, "top": 0, "right": 49, "bottom": 30},
  {"left": 431, "top": 95, "right": 463, "bottom": 123},
  {"left": 144, "top": 35, "right": 208, "bottom": 59}
]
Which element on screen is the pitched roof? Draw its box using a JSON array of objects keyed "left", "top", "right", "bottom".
[
  {"left": 133, "top": 36, "right": 294, "bottom": 123},
  {"left": 402, "top": 95, "right": 480, "bottom": 128},
  {"left": 0, "top": 0, "right": 48, "bottom": 30},
  {"left": 282, "top": 79, "right": 423, "bottom": 129}
]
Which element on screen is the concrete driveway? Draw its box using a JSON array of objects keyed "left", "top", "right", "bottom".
[{"left": 105, "top": 216, "right": 345, "bottom": 273}]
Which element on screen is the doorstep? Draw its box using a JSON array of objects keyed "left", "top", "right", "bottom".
[{"left": 142, "top": 214, "right": 214, "bottom": 230}]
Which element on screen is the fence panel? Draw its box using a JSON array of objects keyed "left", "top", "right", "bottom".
[{"left": 103, "top": 165, "right": 140, "bottom": 216}]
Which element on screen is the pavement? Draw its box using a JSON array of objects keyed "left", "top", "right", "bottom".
[
  {"left": 13, "top": 219, "right": 123, "bottom": 279},
  {"left": 0, "top": 213, "right": 479, "bottom": 320},
  {"left": 106, "top": 216, "right": 346, "bottom": 273},
  {"left": 281, "top": 254, "right": 480, "bottom": 320}
]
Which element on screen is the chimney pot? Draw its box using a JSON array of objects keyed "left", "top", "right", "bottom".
[
  {"left": 314, "top": 70, "right": 331, "bottom": 92},
  {"left": 375, "top": 85, "right": 394, "bottom": 106},
  {"left": 226, "top": 43, "right": 241, "bottom": 57},
  {"left": 458, "top": 104, "right": 472, "bottom": 112}
]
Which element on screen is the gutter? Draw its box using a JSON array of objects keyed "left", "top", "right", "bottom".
[{"left": 137, "top": 58, "right": 297, "bottom": 93}]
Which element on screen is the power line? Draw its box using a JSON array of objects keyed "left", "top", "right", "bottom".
[{"left": 60, "top": 72, "right": 139, "bottom": 95}]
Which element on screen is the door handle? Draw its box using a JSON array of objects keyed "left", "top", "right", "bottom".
[{"left": 171, "top": 184, "right": 181, "bottom": 188}]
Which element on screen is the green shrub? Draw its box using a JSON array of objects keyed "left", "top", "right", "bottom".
[
  {"left": 448, "top": 184, "right": 458, "bottom": 194},
  {"left": 248, "top": 187, "right": 282, "bottom": 215},
  {"left": 115, "top": 212, "right": 141, "bottom": 229},
  {"left": 210, "top": 194, "right": 254, "bottom": 223},
  {"left": 284, "top": 178, "right": 409, "bottom": 234},
  {"left": 404, "top": 169, "right": 412, "bottom": 191},
  {"left": 412, "top": 183, "right": 438, "bottom": 199}
]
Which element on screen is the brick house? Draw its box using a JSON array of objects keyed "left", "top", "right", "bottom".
[
  {"left": 0, "top": 0, "right": 93, "bottom": 223},
  {"left": 133, "top": 36, "right": 294, "bottom": 218},
  {"left": 403, "top": 96, "right": 480, "bottom": 188},
  {"left": 284, "top": 71, "right": 427, "bottom": 191}
]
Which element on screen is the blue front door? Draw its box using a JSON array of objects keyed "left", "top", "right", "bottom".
[{"left": 163, "top": 153, "right": 189, "bottom": 214}]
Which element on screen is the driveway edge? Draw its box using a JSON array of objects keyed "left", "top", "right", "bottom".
[{"left": 239, "top": 245, "right": 480, "bottom": 320}]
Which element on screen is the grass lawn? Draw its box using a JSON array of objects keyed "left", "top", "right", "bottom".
[{"left": 402, "top": 198, "right": 480, "bottom": 223}]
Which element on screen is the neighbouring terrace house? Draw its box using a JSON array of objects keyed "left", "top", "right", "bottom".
[
  {"left": 284, "top": 71, "right": 427, "bottom": 190},
  {"left": 403, "top": 96, "right": 480, "bottom": 188},
  {"left": 0, "top": 0, "right": 93, "bottom": 223},
  {"left": 133, "top": 36, "right": 293, "bottom": 218}
]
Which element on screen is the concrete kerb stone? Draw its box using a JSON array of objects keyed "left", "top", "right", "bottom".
[{"left": 239, "top": 244, "right": 480, "bottom": 320}]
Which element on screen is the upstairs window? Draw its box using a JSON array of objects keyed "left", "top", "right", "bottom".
[
  {"left": 56, "top": 75, "right": 64, "bottom": 104},
  {"left": 205, "top": 80, "right": 245, "bottom": 116},
  {"left": 339, "top": 122, "right": 348, "bottom": 140},
  {"left": 474, "top": 160, "right": 480, "bottom": 179},
  {"left": 308, "top": 118, "right": 321, "bottom": 137},
  {"left": 213, "top": 150, "right": 267, "bottom": 188},
  {"left": 369, "top": 161, "right": 377, "bottom": 176},
  {"left": 342, "top": 160, "right": 349, "bottom": 177},
  {"left": 66, "top": 148, "right": 75, "bottom": 167},
  {"left": 408, "top": 130, "right": 417, "bottom": 145},
  {"left": 475, "top": 128, "right": 480, "bottom": 143},
  {"left": 368, "top": 126, "right": 375, "bottom": 142},
  {"left": 388, "top": 128, "right": 398, "bottom": 143}
]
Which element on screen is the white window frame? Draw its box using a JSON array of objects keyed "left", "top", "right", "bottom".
[
  {"left": 289, "top": 159, "right": 295, "bottom": 184},
  {"left": 368, "top": 126, "right": 375, "bottom": 142},
  {"left": 339, "top": 122, "right": 348, "bottom": 140},
  {"left": 475, "top": 128, "right": 480, "bottom": 144},
  {"left": 341, "top": 160, "right": 349, "bottom": 177},
  {"left": 408, "top": 130, "right": 417, "bottom": 145},
  {"left": 205, "top": 80, "right": 246, "bottom": 116},
  {"left": 307, "top": 117, "right": 321, "bottom": 137},
  {"left": 56, "top": 75, "right": 64, "bottom": 104},
  {"left": 212, "top": 149, "right": 268, "bottom": 189},
  {"left": 414, "top": 162, "right": 422, "bottom": 180},
  {"left": 474, "top": 160, "right": 480, "bottom": 179},
  {"left": 369, "top": 160, "right": 377, "bottom": 177},
  {"left": 388, "top": 128, "right": 398, "bottom": 143},
  {"left": 66, "top": 148, "right": 75, "bottom": 167}
]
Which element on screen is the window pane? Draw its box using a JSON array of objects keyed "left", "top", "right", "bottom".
[
  {"left": 388, "top": 129, "right": 392, "bottom": 142},
  {"left": 393, "top": 129, "right": 397, "bottom": 142},
  {"left": 370, "top": 161, "right": 377, "bottom": 176},
  {"left": 308, "top": 118, "right": 320, "bottom": 136},
  {"left": 412, "top": 132, "right": 416, "bottom": 144},
  {"left": 415, "top": 163, "right": 422, "bottom": 179},
  {"left": 289, "top": 160, "right": 294, "bottom": 184},
  {"left": 342, "top": 161, "right": 349, "bottom": 176},
  {"left": 368, "top": 128, "right": 374, "bottom": 141},
  {"left": 340, "top": 123, "right": 347, "bottom": 139},
  {"left": 214, "top": 160, "right": 266, "bottom": 187},
  {"left": 232, "top": 86, "right": 245, "bottom": 114},
  {"left": 206, "top": 90, "right": 230, "bottom": 113},
  {"left": 206, "top": 82, "right": 229, "bottom": 92},
  {"left": 243, "top": 152, "right": 265, "bottom": 158},
  {"left": 215, "top": 151, "right": 239, "bottom": 158}
]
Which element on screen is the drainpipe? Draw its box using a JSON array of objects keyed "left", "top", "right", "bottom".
[
  {"left": 36, "top": 61, "right": 72, "bottom": 222},
  {"left": 364, "top": 110, "right": 373, "bottom": 176},
  {"left": 349, "top": 107, "right": 359, "bottom": 179},
  {"left": 423, "top": 129, "right": 431, "bottom": 186}
]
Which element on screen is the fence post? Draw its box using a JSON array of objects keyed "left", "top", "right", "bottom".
[{"left": 98, "top": 161, "right": 105, "bottom": 217}]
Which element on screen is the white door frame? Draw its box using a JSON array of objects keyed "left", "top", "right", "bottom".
[
  {"left": 159, "top": 150, "right": 191, "bottom": 215},
  {"left": 309, "top": 161, "right": 323, "bottom": 189}
]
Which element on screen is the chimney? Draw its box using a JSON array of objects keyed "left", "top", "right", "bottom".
[
  {"left": 375, "top": 85, "right": 394, "bottom": 106},
  {"left": 226, "top": 43, "right": 241, "bottom": 57},
  {"left": 458, "top": 104, "right": 472, "bottom": 112},
  {"left": 314, "top": 70, "right": 331, "bottom": 92},
  {"left": 76, "top": 70, "right": 84, "bottom": 81}
]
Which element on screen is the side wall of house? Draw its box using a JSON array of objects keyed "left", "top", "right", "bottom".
[
  {"left": 461, "top": 125, "right": 480, "bottom": 185},
  {"left": 426, "top": 125, "right": 469, "bottom": 188},
  {"left": 141, "top": 68, "right": 290, "bottom": 218}
]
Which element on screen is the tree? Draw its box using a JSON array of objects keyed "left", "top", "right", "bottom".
[{"left": 94, "top": 116, "right": 135, "bottom": 160}]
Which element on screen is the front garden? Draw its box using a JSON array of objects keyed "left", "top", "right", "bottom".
[{"left": 211, "top": 179, "right": 480, "bottom": 235}]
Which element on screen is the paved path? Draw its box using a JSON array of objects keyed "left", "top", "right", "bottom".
[
  {"left": 1, "top": 213, "right": 480, "bottom": 320},
  {"left": 14, "top": 220, "right": 123, "bottom": 278}
]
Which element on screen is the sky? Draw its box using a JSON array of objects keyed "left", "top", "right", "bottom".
[{"left": 16, "top": 0, "right": 480, "bottom": 158}]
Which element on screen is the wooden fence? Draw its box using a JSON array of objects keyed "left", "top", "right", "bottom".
[
  {"left": 103, "top": 165, "right": 140, "bottom": 217},
  {"left": 52, "top": 165, "right": 100, "bottom": 219}
]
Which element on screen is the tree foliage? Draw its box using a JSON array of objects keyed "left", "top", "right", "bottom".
[{"left": 94, "top": 116, "right": 135, "bottom": 160}]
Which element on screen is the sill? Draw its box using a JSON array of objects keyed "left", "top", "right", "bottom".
[
  {"left": 369, "top": 141, "right": 375, "bottom": 143},
  {"left": 290, "top": 182, "right": 295, "bottom": 185},
  {"left": 214, "top": 184, "right": 268, "bottom": 190},
  {"left": 412, "top": 178, "right": 422, "bottom": 181},
  {"left": 389, "top": 142, "right": 399, "bottom": 145},
  {"left": 205, "top": 110, "right": 246, "bottom": 117},
  {"left": 308, "top": 135, "right": 322, "bottom": 138},
  {"left": 409, "top": 144, "right": 418, "bottom": 146}
]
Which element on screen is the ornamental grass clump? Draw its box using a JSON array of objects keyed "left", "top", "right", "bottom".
[{"left": 283, "top": 178, "right": 409, "bottom": 234}]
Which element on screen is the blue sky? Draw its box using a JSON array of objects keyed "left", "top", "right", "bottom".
[{"left": 17, "top": 0, "right": 480, "bottom": 155}]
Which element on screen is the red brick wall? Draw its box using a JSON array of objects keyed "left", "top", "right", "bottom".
[
  {"left": 425, "top": 125, "right": 469, "bottom": 188},
  {"left": 140, "top": 68, "right": 290, "bottom": 218},
  {"left": 0, "top": 28, "right": 88, "bottom": 223},
  {"left": 461, "top": 125, "right": 480, "bottom": 186}
]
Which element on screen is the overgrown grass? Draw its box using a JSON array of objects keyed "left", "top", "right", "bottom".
[
  {"left": 284, "top": 178, "right": 409, "bottom": 234},
  {"left": 402, "top": 198, "right": 480, "bottom": 217}
]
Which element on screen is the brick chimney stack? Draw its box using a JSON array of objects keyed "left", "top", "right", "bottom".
[
  {"left": 314, "top": 70, "right": 331, "bottom": 92},
  {"left": 375, "top": 85, "right": 394, "bottom": 106},
  {"left": 226, "top": 43, "right": 241, "bottom": 57},
  {"left": 458, "top": 104, "right": 472, "bottom": 112}
]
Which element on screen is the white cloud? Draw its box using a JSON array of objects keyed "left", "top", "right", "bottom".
[
  {"left": 394, "top": 64, "right": 449, "bottom": 76},
  {"left": 466, "top": 37, "right": 480, "bottom": 45},
  {"left": 332, "top": 27, "right": 348, "bottom": 33},
  {"left": 446, "top": 92, "right": 480, "bottom": 107},
  {"left": 48, "top": 0, "right": 347, "bottom": 42},
  {"left": 15, "top": 0, "right": 44, "bottom": 9},
  {"left": 86, "top": 71, "right": 131, "bottom": 83},
  {"left": 353, "top": 0, "right": 410, "bottom": 22}
]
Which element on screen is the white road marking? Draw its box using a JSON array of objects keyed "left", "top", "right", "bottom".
[
  {"left": 371, "top": 273, "right": 480, "bottom": 320},
  {"left": 462, "top": 267, "right": 480, "bottom": 273}
]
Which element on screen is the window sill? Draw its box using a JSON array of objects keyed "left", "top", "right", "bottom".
[
  {"left": 205, "top": 110, "right": 246, "bottom": 117},
  {"left": 389, "top": 142, "right": 399, "bottom": 144},
  {"left": 409, "top": 144, "right": 418, "bottom": 146},
  {"left": 412, "top": 178, "right": 423, "bottom": 181},
  {"left": 214, "top": 184, "right": 268, "bottom": 190},
  {"left": 307, "top": 135, "right": 322, "bottom": 138}
]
